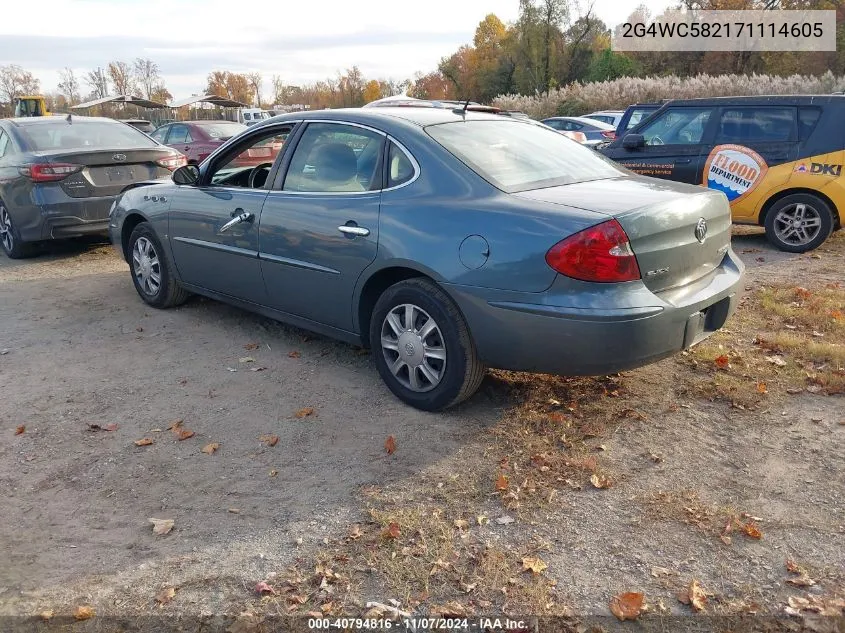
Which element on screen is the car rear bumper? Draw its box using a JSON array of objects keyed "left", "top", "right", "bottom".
[
  {"left": 14, "top": 187, "right": 116, "bottom": 242},
  {"left": 444, "top": 249, "right": 744, "bottom": 376}
]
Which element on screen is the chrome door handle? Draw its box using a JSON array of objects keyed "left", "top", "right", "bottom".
[
  {"left": 219, "top": 211, "right": 254, "bottom": 233},
  {"left": 338, "top": 225, "right": 370, "bottom": 237}
]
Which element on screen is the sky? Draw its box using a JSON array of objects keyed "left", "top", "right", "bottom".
[{"left": 0, "top": 0, "right": 673, "bottom": 103}]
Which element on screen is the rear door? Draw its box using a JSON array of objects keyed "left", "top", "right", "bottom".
[
  {"left": 257, "top": 121, "right": 385, "bottom": 331},
  {"left": 164, "top": 123, "right": 194, "bottom": 159},
  {"left": 703, "top": 106, "right": 799, "bottom": 219},
  {"left": 605, "top": 106, "right": 716, "bottom": 185}
]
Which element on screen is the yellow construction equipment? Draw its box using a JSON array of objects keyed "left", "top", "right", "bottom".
[{"left": 13, "top": 96, "right": 50, "bottom": 117}]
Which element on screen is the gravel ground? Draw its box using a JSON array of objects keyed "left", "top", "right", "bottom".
[{"left": 0, "top": 229, "right": 842, "bottom": 630}]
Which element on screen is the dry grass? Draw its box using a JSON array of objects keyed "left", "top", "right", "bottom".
[{"left": 683, "top": 281, "right": 845, "bottom": 407}]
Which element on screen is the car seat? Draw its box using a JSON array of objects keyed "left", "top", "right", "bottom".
[{"left": 311, "top": 143, "right": 364, "bottom": 192}]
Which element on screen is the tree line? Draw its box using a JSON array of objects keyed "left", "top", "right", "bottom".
[{"left": 1, "top": 0, "right": 843, "bottom": 117}]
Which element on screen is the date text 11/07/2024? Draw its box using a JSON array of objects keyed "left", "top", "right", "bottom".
[{"left": 307, "top": 617, "right": 529, "bottom": 630}]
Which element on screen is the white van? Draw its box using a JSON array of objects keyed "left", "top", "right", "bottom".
[{"left": 237, "top": 108, "right": 272, "bottom": 126}]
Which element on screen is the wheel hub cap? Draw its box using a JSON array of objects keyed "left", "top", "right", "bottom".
[
  {"left": 132, "top": 237, "right": 161, "bottom": 296},
  {"left": 380, "top": 303, "right": 446, "bottom": 393},
  {"left": 0, "top": 207, "right": 12, "bottom": 252},
  {"left": 774, "top": 203, "right": 822, "bottom": 246}
]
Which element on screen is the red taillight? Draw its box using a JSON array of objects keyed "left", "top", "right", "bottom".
[
  {"left": 545, "top": 219, "right": 640, "bottom": 283},
  {"left": 601, "top": 130, "right": 616, "bottom": 139},
  {"left": 156, "top": 155, "right": 187, "bottom": 170},
  {"left": 20, "top": 163, "right": 83, "bottom": 182}
]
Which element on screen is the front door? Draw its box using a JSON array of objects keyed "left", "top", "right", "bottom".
[
  {"left": 606, "top": 106, "right": 715, "bottom": 185},
  {"left": 258, "top": 121, "right": 385, "bottom": 331},
  {"left": 168, "top": 124, "right": 294, "bottom": 303}
]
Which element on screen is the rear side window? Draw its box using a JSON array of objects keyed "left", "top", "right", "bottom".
[
  {"left": 167, "top": 125, "right": 192, "bottom": 144},
  {"left": 387, "top": 142, "right": 415, "bottom": 188},
  {"left": 717, "top": 107, "right": 796, "bottom": 143},
  {"left": 798, "top": 107, "right": 822, "bottom": 141}
]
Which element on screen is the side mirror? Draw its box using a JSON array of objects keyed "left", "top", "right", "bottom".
[
  {"left": 622, "top": 133, "right": 645, "bottom": 150},
  {"left": 172, "top": 164, "right": 199, "bottom": 185}
]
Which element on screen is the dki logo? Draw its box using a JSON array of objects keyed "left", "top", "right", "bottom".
[{"left": 796, "top": 162, "right": 843, "bottom": 176}]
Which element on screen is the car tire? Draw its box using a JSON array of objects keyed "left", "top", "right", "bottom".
[
  {"left": 764, "top": 193, "right": 834, "bottom": 253},
  {"left": 127, "top": 222, "right": 190, "bottom": 308},
  {"left": 0, "top": 199, "right": 36, "bottom": 259},
  {"left": 369, "top": 277, "right": 486, "bottom": 411}
]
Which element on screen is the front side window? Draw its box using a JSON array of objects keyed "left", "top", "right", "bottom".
[
  {"left": 639, "top": 107, "right": 712, "bottom": 146},
  {"left": 209, "top": 125, "right": 293, "bottom": 188},
  {"left": 426, "top": 119, "right": 622, "bottom": 193},
  {"left": 622, "top": 108, "right": 655, "bottom": 133},
  {"left": 283, "top": 123, "right": 384, "bottom": 193},
  {"left": 717, "top": 107, "right": 796, "bottom": 143}
]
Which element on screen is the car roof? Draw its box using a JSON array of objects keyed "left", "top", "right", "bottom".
[
  {"left": 262, "top": 106, "right": 525, "bottom": 128},
  {"left": 545, "top": 116, "right": 615, "bottom": 128},
  {"left": 661, "top": 95, "right": 845, "bottom": 107},
  {"left": 586, "top": 110, "right": 624, "bottom": 115}
]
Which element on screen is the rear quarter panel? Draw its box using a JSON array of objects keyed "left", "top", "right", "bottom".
[{"left": 110, "top": 183, "right": 174, "bottom": 263}]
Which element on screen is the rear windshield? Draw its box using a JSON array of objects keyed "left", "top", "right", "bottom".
[
  {"left": 426, "top": 119, "right": 622, "bottom": 192},
  {"left": 196, "top": 122, "right": 247, "bottom": 139},
  {"left": 20, "top": 120, "right": 158, "bottom": 151}
]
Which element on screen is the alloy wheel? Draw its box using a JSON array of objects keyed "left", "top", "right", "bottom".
[
  {"left": 0, "top": 205, "right": 13, "bottom": 253},
  {"left": 380, "top": 303, "right": 446, "bottom": 393},
  {"left": 773, "top": 203, "right": 822, "bottom": 247},
  {"left": 132, "top": 236, "right": 161, "bottom": 296}
]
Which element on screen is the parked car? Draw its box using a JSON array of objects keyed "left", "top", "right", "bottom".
[
  {"left": 121, "top": 119, "right": 156, "bottom": 134},
  {"left": 237, "top": 108, "right": 272, "bottom": 126},
  {"left": 0, "top": 115, "right": 185, "bottom": 258},
  {"left": 151, "top": 120, "right": 282, "bottom": 167},
  {"left": 599, "top": 95, "right": 845, "bottom": 252},
  {"left": 109, "top": 106, "right": 743, "bottom": 411},
  {"left": 583, "top": 110, "right": 625, "bottom": 128},
  {"left": 541, "top": 116, "right": 616, "bottom": 146}
]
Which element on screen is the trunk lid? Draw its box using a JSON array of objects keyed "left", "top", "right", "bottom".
[
  {"left": 31, "top": 148, "right": 176, "bottom": 198},
  {"left": 515, "top": 176, "right": 732, "bottom": 293}
]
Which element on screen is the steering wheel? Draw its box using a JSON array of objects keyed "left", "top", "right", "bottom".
[{"left": 247, "top": 162, "right": 273, "bottom": 188}]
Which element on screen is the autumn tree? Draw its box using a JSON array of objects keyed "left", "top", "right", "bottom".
[
  {"left": 0, "top": 64, "right": 40, "bottom": 103},
  {"left": 439, "top": 46, "right": 479, "bottom": 99},
  {"left": 408, "top": 71, "right": 453, "bottom": 99},
  {"left": 206, "top": 71, "right": 254, "bottom": 105},
  {"left": 85, "top": 67, "right": 109, "bottom": 99},
  {"left": 150, "top": 84, "right": 172, "bottom": 105},
  {"left": 246, "top": 71, "right": 263, "bottom": 106},
  {"left": 362, "top": 80, "right": 381, "bottom": 103},
  {"left": 134, "top": 58, "right": 161, "bottom": 100},
  {"left": 108, "top": 61, "right": 136, "bottom": 96},
  {"left": 57, "top": 67, "right": 80, "bottom": 105}
]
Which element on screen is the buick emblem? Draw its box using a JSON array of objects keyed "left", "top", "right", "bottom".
[
  {"left": 404, "top": 342, "right": 416, "bottom": 356},
  {"left": 694, "top": 218, "right": 708, "bottom": 243},
  {"left": 112, "top": 153, "right": 127, "bottom": 162}
]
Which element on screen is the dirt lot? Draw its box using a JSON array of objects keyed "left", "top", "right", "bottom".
[{"left": 0, "top": 228, "right": 843, "bottom": 631}]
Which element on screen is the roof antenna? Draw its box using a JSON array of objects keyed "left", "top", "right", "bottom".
[
  {"left": 452, "top": 98, "right": 471, "bottom": 117},
  {"left": 66, "top": 113, "right": 72, "bottom": 124}
]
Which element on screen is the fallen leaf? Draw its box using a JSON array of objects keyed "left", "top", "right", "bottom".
[
  {"left": 590, "top": 473, "right": 612, "bottom": 489},
  {"left": 14, "top": 425, "right": 25, "bottom": 435},
  {"left": 87, "top": 423, "right": 119, "bottom": 432},
  {"left": 201, "top": 442, "right": 219, "bottom": 454},
  {"left": 765, "top": 355, "right": 787, "bottom": 367},
  {"left": 720, "top": 535, "right": 732, "bottom": 546},
  {"left": 177, "top": 430, "right": 194, "bottom": 441},
  {"left": 495, "top": 473, "right": 509, "bottom": 491},
  {"left": 244, "top": 342, "right": 259, "bottom": 351},
  {"left": 294, "top": 407, "right": 315, "bottom": 418},
  {"left": 239, "top": 356, "right": 255, "bottom": 363},
  {"left": 756, "top": 382, "right": 768, "bottom": 394},
  {"left": 688, "top": 579, "right": 707, "bottom": 612},
  {"left": 454, "top": 519, "right": 469, "bottom": 530},
  {"left": 382, "top": 522, "right": 401, "bottom": 539},
  {"left": 495, "top": 515, "right": 515, "bottom": 525},
  {"left": 148, "top": 518, "right": 174, "bottom": 535},
  {"left": 73, "top": 606, "right": 94, "bottom": 621},
  {"left": 259, "top": 434, "right": 279, "bottom": 447},
  {"left": 228, "top": 508, "right": 240, "bottom": 514},
  {"left": 167, "top": 419, "right": 183, "bottom": 431},
  {"left": 548, "top": 412, "right": 566, "bottom": 423},
  {"left": 155, "top": 587, "right": 176, "bottom": 605},
  {"left": 714, "top": 355, "right": 730, "bottom": 369},
  {"left": 288, "top": 350, "right": 301, "bottom": 358},
  {"left": 786, "top": 574, "right": 816, "bottom": 587},
  {"left": 609, "top": 592, "right": 646, "bottom": 621},
  {"left": 788, "top": 596, "right": 810, "bottom": 610},
  {"left": 348, "top": 524, "right": 362, "bottom": 540},
  {"left": 249, "top": 366, "right": 267, "bottom": 372},
  {"left": 134, "top": 438, "right": 154, "bottom": 446},
  {"left": 255, "top": 581, "right": 277, "bottom": 595},
  {"left": 39, "top": 610, "right": 53, "bottom": 621},
  {"left": 269, "top": 469, "right": 278, "bottom": 477},
  {"left": 740, "top": 521, "right": 763, "bottom": 539},
  {"left": 650, "top": 567, "right": 671, "bottom": 578},
  {"left": 522, "top": 557, "right": 548, "bottom": 575},
  {"left": 384, "top": 435, "right": 396, "bottom": 455},
  {"left": 786, "top": 559, "right": 802, "bottom": 574}
]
